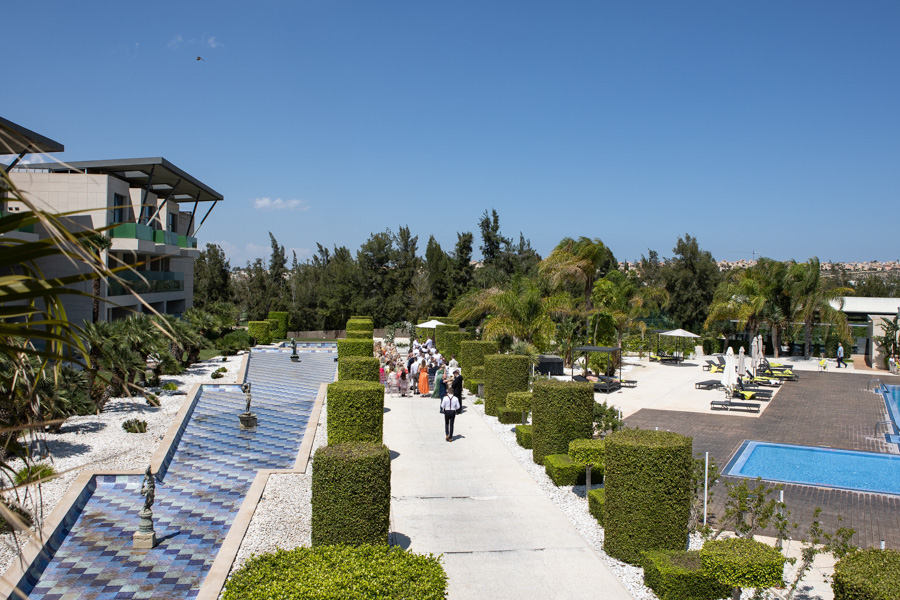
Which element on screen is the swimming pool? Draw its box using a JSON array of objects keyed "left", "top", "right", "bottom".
[
  {"left": 725, "top": 440, "right": 900, "bottom": 495},
  {"left": 882, "top": 384, "right": 900, "bottom": 438}
]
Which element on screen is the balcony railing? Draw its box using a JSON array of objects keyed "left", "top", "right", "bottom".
[
  {"left": 178, "top": 235, "right": 197, "bottom": 249},
  {"left": 0, "top": 211, "right": 35, "bottom": 233},
  {"left": 109, "top": 223, "right": 154, "bottom": 242},
  {"left": 153, "top": 230, "right": 179, "bottom": 246},
  {"left": 107, "top": 271, "right": 185, "bottom": 296}
]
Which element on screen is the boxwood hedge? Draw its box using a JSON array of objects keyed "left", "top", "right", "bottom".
[
  {"left": 467, "top": 365, "right": 485, "bottom": 394},
  {"left": 266, "top": 311, "right": 288, "bottom": 339},
  {"left": 442, "top": 331, "right": 472, "bottom": 362},
  {"left": 484, "top": 354, "right": 530, "bottom": 416},
  {"left": 266, "top": 318, "right": 279, "bottom": 339},
  {"left": 507, "top": 391, "right": 533, "bottom": 424},
  {"left": 604, "top": 429, "right": 693, "bottom": 564},
  {"left": 327, "top": 381, "right": 384, "bottom": 444},
  {"left": 832, "top": 548, "right": 900, "bottom": 600},
  {"left": 700, "top": 538, "right": 785, "bottom": 591},
  {"left": 222, "top": 545, "right": 447, "bottom": 600},
  {"left": 247, "top": 321, "right": 272, "bottom": 345},
  {"left": 531, "top": 379, "right": 594, "bottom": 466},
  {"left": 350, "top": 315, "right": 374, "bottom": 322},
  {"left": 337, "top": 338, "right": 374, "bottom": 360},
  {"left": 428, "top": 315, "right": 458, "bottom": 325},
  {"left": 311, "top": 443, "right": 390, "bottom": 547},
  {"left": 544, "top": 454, "right": 585, "bottom": 486},
  {"left": 497, "top": 407, "right": 521, "bottom": 424},
  {"left": 346, "top": 330, "right": 374, "bottom": 339},
  {"left": 642, "top": 550, "right": 731, "bottom": 600},
  {"left": 346, "top": 318, "right": 374, "bottom": 332},
  {"left": 338, "top": 357, "right": 380, "bottom": 382},
  {"left": 515, "top": 424, "right": 533, "bottom": 449},
  {"left": 458, "top": 340, "right": 498, "bottom": 378},
  {"left": 588, "top": 487, "right": 605, "bottom": 525},
  {"left": 434, "top": 324, "right": 456, "bottom": 353},
  {"left": 569, "top": 438, "right": 604, "bottom": 469}
]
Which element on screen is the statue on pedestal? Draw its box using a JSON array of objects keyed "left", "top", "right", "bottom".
[
  {"left": 290, "top": 338, "right": 300, "bottom": 362},
  {"left": 134, "top": 466, "right": 158, "bottom": 549},
  {"left": 239, "top": 382, "right": 257, "bottom": 429}
]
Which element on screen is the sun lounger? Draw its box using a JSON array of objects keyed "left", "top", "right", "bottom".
[
  {"left": 710, "top": 399, "right": 760, "bottom": 413},
  {"left": 695, "top": 380, "right": 723, "bottom": 390},
  {"left": 573, "top": 374, "right": 622, "bottom": 394},
  {"left": 619, "top": 379, "right": 637, "bottom": 388}
]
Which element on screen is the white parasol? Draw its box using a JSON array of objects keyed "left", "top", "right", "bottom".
[
  {"left": 738, "top": 346, "right": 746, "bottom": 380},
  {"left": 417, "top": 320, "right": 445, "bottom": 328},
  {"left": 720, "top": 347, "right": 737, "bottom": 397},
  {"left": 660, "top": 328, "right": 701, "bottom": 359},
  {"left": 750, "top": 336, "right": 760, "bottom": 376}
]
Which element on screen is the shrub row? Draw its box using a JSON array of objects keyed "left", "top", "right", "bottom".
[
  {"left": 642, "top": 550, "right": 731, "bottom": 600},
  {"left": 338, "top": 357, "right": 380, "bottom": 382},
  {"left": 266, "top": 311, "right": 288, "bottom": 339},
  {"left": 587, "top": 487, "right": 605, "bottom": 525},
  {"left": 544, "top": 454, "right": 585, "bottom": 486},
  {"left": 466, "top": 365, "right": 484, "bottom": 394},
  {"left": 832, "top": 548, "right": 900, "bottom": 600},
  {"left": 515, "top": 424, "right": 533, "bottom": 449},
  {"left": 441, "top": 331, "right": 472, "bottom": 362},
  {"left": 699, "top": 538, "right": 785, "bottom": 590},
  {"left": 327, "top": 381, "right": 384, "bottom": 444},
  {"left": 434, "top": 324, "right": 457, "bottom": 354},
  {"left": 247, "top": 321, "right": 272, "bottom": 345},
  {"left": 497, "top": 407, "right": 521, "bottom": 424},
  {"left": 604, "top": 429, "right": 693, "bottom": 565},
  {"left": 483, "top": 354, "right": 530, "bottom": 416},
  {"left": 531, "top": 379, "right": 593, "bottom": 465},
  {"left": 337, "top": 338, "right": 374, "bottom": 359},
  {"left": 311, "top": 442, "right": 390, "bottom": 547},
  {"left": 458, "top": 340, "right": 498, "bottom": 379},
  {"left": 223, "top": 545, "right": 447, "bottom": 600}
]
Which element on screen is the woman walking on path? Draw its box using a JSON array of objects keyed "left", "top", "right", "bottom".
[
  {"left": 418, "top": 359, "right": 429, "bottom": 395},
  {"left": 441, "top": 392, "right": 461, "bottom": 441},
  {"left": 432, "top": 364, "right": 446, "bottom": 399}
]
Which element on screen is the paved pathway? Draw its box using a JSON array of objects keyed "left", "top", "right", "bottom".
[{"left": 384, "top": 394, "right": 633, "bottom": 600}]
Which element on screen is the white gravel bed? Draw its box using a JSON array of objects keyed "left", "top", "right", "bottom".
[
  {"left": 0, "top": 353, "right": 244, "bottom": 576},
  {"left": 229, "top": 401, "right": 327, "bottom": 572}
]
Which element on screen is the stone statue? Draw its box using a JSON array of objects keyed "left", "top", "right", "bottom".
[
  {"left": 239, "top": 381, "right": 257, "bottom": 429},
  {"left": 140, "top": 466, "right": 155, "bottom": 512},
  {"left": 134, "top": 465, "right": 158, "bottom": 549},
  {"left": 291, "top": 338, "right": 297, "bottom": 354}
]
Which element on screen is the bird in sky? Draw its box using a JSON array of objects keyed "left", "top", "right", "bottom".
[{"left": 196, "top": 56, "right": 204, "bottom": 61}]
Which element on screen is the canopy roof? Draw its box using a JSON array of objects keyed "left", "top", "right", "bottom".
[
  {"left": 659, "top": 328, "right": 700, "bottom": 338},
  {"left": 0, "top": 116, "right": 64, "bottom": 155},
  {"left": 417, "top": 320, "right": 445, "bottom": 328},
  {"left": 574, "top": 346, "right": 622, "bottom": 353}
]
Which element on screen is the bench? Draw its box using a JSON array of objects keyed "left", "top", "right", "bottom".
[
  {"left": 710, "top": 399, "right": 760, "bottom": 413},
  {"left": 695, "top": 380, "right": 722, "bottom": 390}
]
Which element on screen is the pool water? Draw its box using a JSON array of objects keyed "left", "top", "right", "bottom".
[
  {"left": 883, "top": 385, "right": 900, "bottom": 434},
  {"left": 725, "top": 440, "right": 900, "bottom": 495}
]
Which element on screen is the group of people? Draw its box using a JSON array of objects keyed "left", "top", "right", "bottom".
[{"left": 376, "top": 335, "right": 464, "bottom": 441}]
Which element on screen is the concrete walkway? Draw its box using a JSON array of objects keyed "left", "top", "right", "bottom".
[{"left": 383, "top": 394, "right": 633, "bottom": 600}]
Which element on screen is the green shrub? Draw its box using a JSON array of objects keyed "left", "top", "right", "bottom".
[
  {"left": 346, "top": 330, "right": 373, "bottom": 339},
  {"left": 604, "top": 429, "right": 693, "bottom": 564},
  {"left": 215, "top": 367, "right": 227, "bottom": 373},
  {"left": 338, "top": 357, "right": 380, "bottom": 382},
  {"left": 428, "top": 315, "right": 458, "bottom": 326},
  {"left": 210, "top": 371, "right": 224, "bottom": 379},
  {"left": 507, "top": 391, "right": 532, "bottom": 424},
  {"left": 14, "top": 463, "right": 56, "bottom": 486},
  {"left": 311, "top": 443, "right": 391, "bottom": 547},
  {"left": 265, "top": 318, "right": 279, "bottom": 339},
  {"left": 484, "top": 354, "right": 530, "bottom": 416},
  {"left": 531, "top": 379, "right": 594, "bottom": 466},
  {"left": 350, "top": 315, "right": 374, "bottom": 323},
  {"left": 467, "top": 365, "right": 485, "bottom": 394},
  {"left": 122, "top": 419, "right": 148, "bottom": 433},
  {"left": 458, "top": 340, "right": 498, "bottom": 378},
  {"left": 544, "top": 454, "right": 585, "bottom": 486},
  {"left": 222, "top": 545, "right": 447, "bottom": 600},
  {"left": 247, "top": 321, "right": 272, "bottom": 345},
  {"left": 569, "top": 438, "right": 605, "bottom": 470},
  {"left": 161, "top": 382, "right": 178, "bottom": 392},
  {"left": 515, "top": 424, "right": 533, "bottom": 449},
  {"left": 327, "top": 380, "right": 384, "bottom": 444},
  {"left": 266, "top": 311, "right": 288, "bottom": 339},
  {"left": 700, "top": 538, "right": 785, "bottom": 591},
  {"left": 346, "top": 318, "right": 374, "bottom": 331},
  {"left": 144, "top": 392, "right": 160, "bottom": 406},
  {"left": 336, "top": 338, "right": 374, "bottom": 360},
  {"left": 642, "top": 550, "right": 731, "bottom": 600},
  {"left": 588, "top": 487, "right": 605, "bottom": 525},
  {"left": 832, "top": 548, "right": 900, "bottom": 600},
  {"left": 442, "top": 331, "right": 472, "bottom": 362},
  {"left": 497, "top": 407, "right": 521, "bottom": 424},
  {"left": 215, "top": 329, "right": 251, "bottom": 355},
  {"left": 434, "top": 324, "right": 456, "bottom": 354}
]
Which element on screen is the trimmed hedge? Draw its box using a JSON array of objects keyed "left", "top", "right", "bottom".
[
  {"left": 497, "top": 407, "right": 521, "bottom": 424},
  {"left": 700, "top": 538, "right": 785, "bottom": 590},
  {"left": 569, "top": 438, "right": 605, "bottom": 470},
  {"left": 222, "top": 545, "right": 447, "bottom": 600},
  {"left": 484, "top": 355, "right": 530, "bottom": 417},
  {"left": 434, "top": 324, "right": 457, "bottom": 354},
  {"left": 588, "top": 487, "right": 605, "bottom": 525},
  {"left": 338, "top": 357, "right": 380, "bottom": 382},
  {"left": 265, "top": 318, "right": 279, "bottom": 339},
  {"left": 515, "top": 424, "right": 533, "bottom": 449},
  {"left": 506, "top": 391, "right": 533, "bottom": 413},
  {"left": 349, "top": 316, "right": 374, "bottom": 325},
  {"left": 531, "top": 379, "right": 594, "bottom": 466},
  {"left": 337, "top": 338, "right": 374, "bottom": 359},
  {"left": 442, "top": 331, "right": 472, "bottom": 363},
  {"left": 544, "top": 454, "right": 585, "bottom": 486},
  {"left": 467, "top": 365, "right": 485, "bottom": 394},
  {"left": 266, "top": 311, "right": 288, "bottom": 339},
  {"left": 247, "top": 321, "right": 272, "bottom": 345},
  {"left": 604, "top": 429, "right": 693, "bottom": 564},
  {"left": 642, "top": 550, "right": 731, "bottom": 600},
  {"left": 832, "top": 548, "right": 900, "bottom": 600},
  {"left": 428, "top": 315, "right": 458, "bottom": 326},
  {"left": 327, "top": 381, "right": 385, "bottom": 444},
  {"left": 311, "top": 443, "right": 390, "bottom": 547},
  {"left": 346, "top": 330, "right": 374, "bottom": 339},
  {"left": 458, "top": 340, "right": 499, "bottom": 379},
  {"left": 346, "top": 318, "right": 374, "bottom": 332}
]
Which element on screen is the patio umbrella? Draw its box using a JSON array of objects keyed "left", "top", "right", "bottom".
[
  {"left": 660, "top": 328, "right": 701, "bottom": 359},
  {"left": 720, "top": 347, "right": 737, "bottom": 397},
  {"left": 750, "top": 336, "right": 760, "bottom": 377},
  {"left": 738, "top": 346, "right": 746, "bottom": 379},
  {"left": 416, "top": 319, "right": 445, "bottom": 328}
]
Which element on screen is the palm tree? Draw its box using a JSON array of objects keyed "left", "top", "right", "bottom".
[
  {"left": 539, "top": 236, "right": 616, "bottom": 314},
  {"left": 786, "top": 258, "right": 852, "bottom": 359},
  {"left": 82, "top": 233, "right": 112, "bottom": 323},
  {"left": 592, "top": 270, "right": 668, "bottom": 350}
]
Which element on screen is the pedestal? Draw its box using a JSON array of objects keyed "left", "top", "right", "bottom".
[
  {"left": 290, "top": 355, "right": 300, "bottom": 362},
  {"left": 134, "top": 508, "right": 157, "bottom": 549},
  {"left": 239, "top": 412, "right": 258, "bottom": 430}
]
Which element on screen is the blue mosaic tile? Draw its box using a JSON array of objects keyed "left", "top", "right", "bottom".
[{"left": 13, "top": 351, "right": 335, "bottom": 599}]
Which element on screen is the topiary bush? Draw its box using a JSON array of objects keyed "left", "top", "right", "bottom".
[
  {"left": 497, "top": 407, "right": 521, "bottom": 424},
  {"left": 588, "top": 487, "right": 605, "bottom": 525},
  {"left": 604, "top": 429, "right": 693, "bottom": 564},
  {"left": 266, "top": 318, "right": 279, "bottom": 339},
  {"left": 434, "top": 324, "right": 456, "bottom": 354},
  {"left": 507, "top": 391, "right": 532, "bottom": 424},
  {"left": 122, "top": 419, "right": 148, "bottom": 433},
  {"left": 346, "top": 330, "right": 373, "bottom": 339},
  {"left": 266, "top": 311, "right": 288, "bottom": 339},
  {"left": 531, "top": 379, "right": 594, "bottom": 466},
  {"left": 544, "top": 454, "right": 585, "bottom": 486},
  {"left": 311, "top": 442, "right": 391, "bottom": 547},
  {"left": 346, "top": 318, "right": 374, "bottom": 337},
  {"left": 247, "top": 321, "right": 272, "bottom": 345},
  {"left": 442, "top": 331, "right": 472, "bottom": 363},
  {"left": 458, "top": 340, "right": 499, "bottom": 379},
  {"left": 327, "top": 381, "right": 385, "bottom": 444},
  {"left": 569, "top": 438, "right": 605, "bottom": 486},
  {"left": 483, "top": 354, "right": 530, "bottom": 417},
  {"left": 337, "top": 338, "right": 374, "bottom": 360},
  {"left": 832, "top": 548, "right": 900, "bottom": 600},
  {"left": 700, "top": 538, "right": 785, "bottom": 593},
  {"left": 643, "top": 550, "right": 731, "bottom": 600},
  {"left": 338, "top": 357, "right": 380, "bottom": 382},
  {"left": 222, "top": 545, "right": 447, "bottom": 600},
  {"left": 515, "top": 424, "right": 533, "bottom": 449},
  {"left": 467, "top": 365, "right": 485, "bottom": 394}
]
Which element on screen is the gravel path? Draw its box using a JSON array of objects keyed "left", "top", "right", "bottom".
[{"left": 0, "top": 354, "right": 245, "bottom": 575}]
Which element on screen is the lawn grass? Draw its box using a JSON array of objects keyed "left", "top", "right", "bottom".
[{"left": 198, "top": 348, "right": 222, "bottom": 361}]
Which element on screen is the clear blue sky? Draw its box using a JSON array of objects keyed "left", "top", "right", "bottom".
[{"left": 4, "top": 1, "right": 899, "bottom": 265}]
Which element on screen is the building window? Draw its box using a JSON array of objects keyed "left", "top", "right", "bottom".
[
  {"left": 112, "top": 194, "right": 127, "bottom": 224},
  {"left": 168, "top": 212, "right": 177, "bottom": 233}
]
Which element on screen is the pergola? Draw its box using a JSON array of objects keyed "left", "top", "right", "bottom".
[{"left": 572, "top": 345, "right": 623, "bottom": 382}]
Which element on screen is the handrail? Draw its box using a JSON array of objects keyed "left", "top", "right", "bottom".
[
  {"left": 875, "top": 421, "right": 893, "bottom": 435},
  {"left": 868, "top": 379, "right": 884, "bottom": 392}
]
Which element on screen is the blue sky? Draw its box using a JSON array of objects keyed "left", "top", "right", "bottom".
[{"left": 3, "top": 1, "right": 899, "bottom": 265}]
